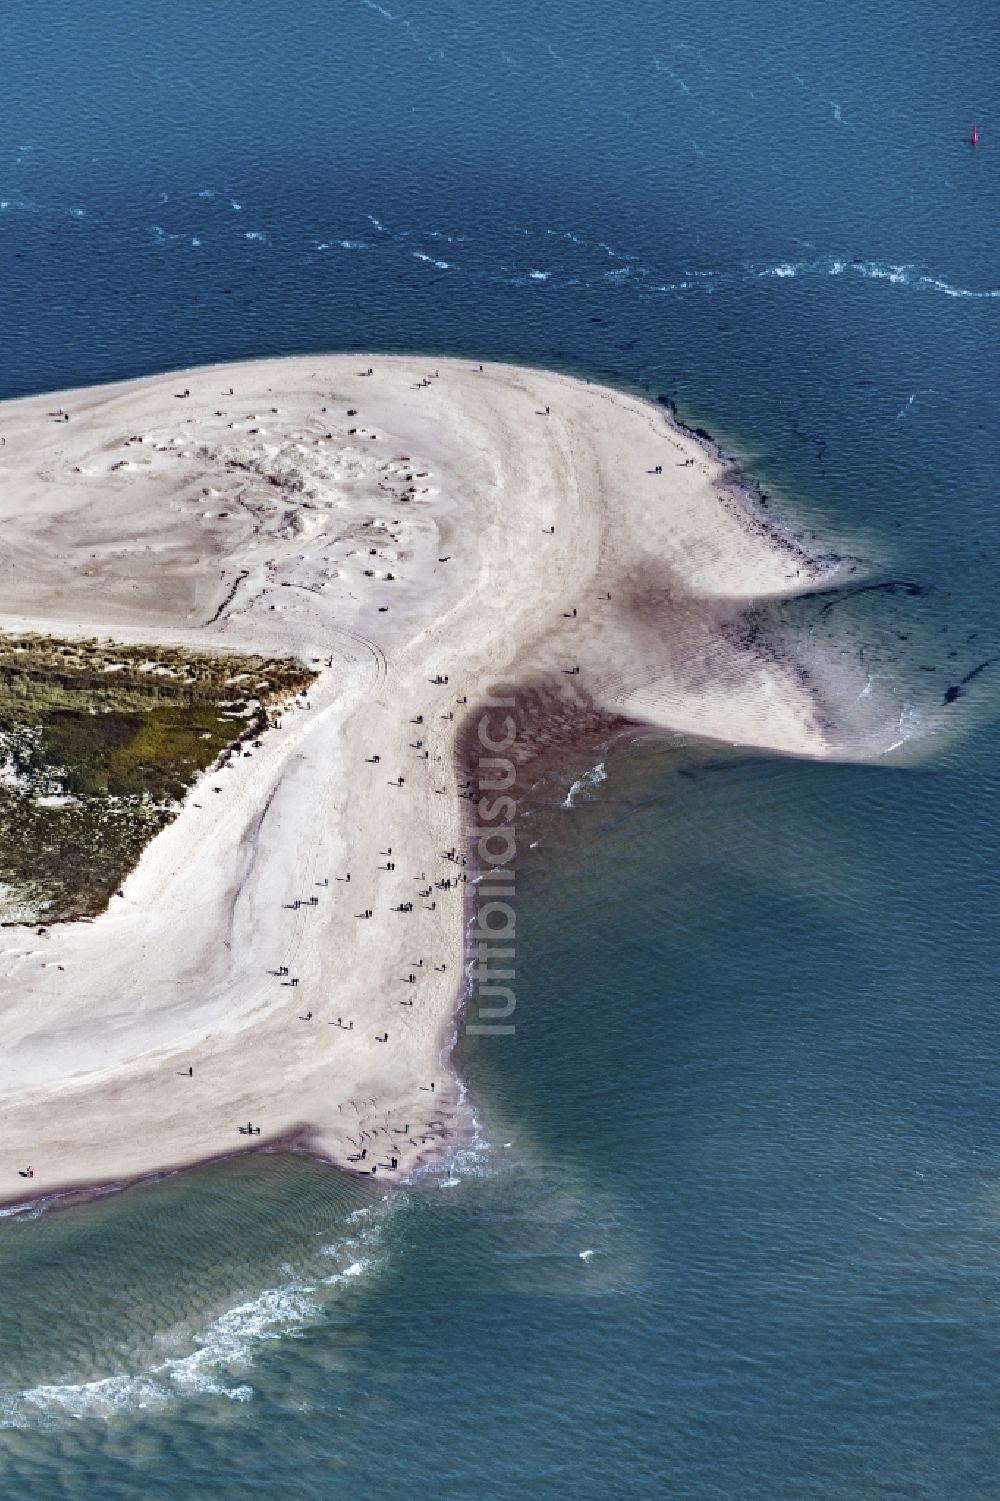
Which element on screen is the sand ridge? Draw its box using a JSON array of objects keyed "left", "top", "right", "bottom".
[{"left": 0, "top": 355, "right": 894, "bottom": 1205}]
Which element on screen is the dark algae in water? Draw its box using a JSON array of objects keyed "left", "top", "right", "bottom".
[{"left": 0, "top": 635, "right": 315, "bottom": 922}]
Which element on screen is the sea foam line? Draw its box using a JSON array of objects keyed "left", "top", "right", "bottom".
[
  {"left": 9, "top": 177, "right": 998, "bottom": 306},
  {"left": 562, "top": 759, "right": 607, "bottom": 809},
  {"left": 0, "top": 1218, "right": 388, "bottom": 1426},
  {"left": 750, "top": 255, "right": 1000, "bottom": 299}
]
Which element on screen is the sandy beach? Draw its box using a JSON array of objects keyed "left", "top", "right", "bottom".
[{"left": 0, "top": 356, "right": 895, "bottom": 1205}]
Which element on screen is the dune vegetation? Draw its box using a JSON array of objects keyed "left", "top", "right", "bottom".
[{"left": 0, "top": 635, "right": 315, "bottom": 922}]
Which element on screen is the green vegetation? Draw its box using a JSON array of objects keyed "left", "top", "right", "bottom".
[{"left": 0, "top": 635, "right": 316, "bottom": 922}]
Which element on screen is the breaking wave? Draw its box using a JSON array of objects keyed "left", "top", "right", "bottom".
[
  {"left": 562, "top": 760, "right": 608, "bottom": 809},
  {"left": 0, "top": 1209, "right": 390, "bottom": 1427}
]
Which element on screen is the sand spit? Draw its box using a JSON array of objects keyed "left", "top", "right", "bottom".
[{"left": 0, "top": 355, "right": 899, "bottom": 1206}]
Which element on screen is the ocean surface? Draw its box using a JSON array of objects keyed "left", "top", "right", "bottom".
[{"left": 1, "top": 1, "right": 998, "bottom": 1496}]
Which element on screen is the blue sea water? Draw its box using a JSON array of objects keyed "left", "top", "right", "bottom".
[{"left": 0, "top": 1, "right": 998, "bottom": 1496}]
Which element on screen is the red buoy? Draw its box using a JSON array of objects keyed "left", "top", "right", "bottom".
[{"left": 970, "top": 123, "right": 979, "bottom": 146}]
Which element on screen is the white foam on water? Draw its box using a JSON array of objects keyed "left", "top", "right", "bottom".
[
  {"left": 3, "top": 1372, "right": 166, "bottom": 1423},
  {"left": 0, "top": 1284, "right": 314, "bottom": 1424},
  {"left": 0, "top": 1212, "right": 391, "bottom": 1427},
  {"left": 161, "top": 1282, "right": 320, "bottom": 1396},
  {"left": 915, "top": 274, "right": 999, "bottom": 300},
  {"left": 320, "top": 1218, "right": 386, "bottom": 1279},
  {"left": 0, "top": 1199, "right": 57, "bottom": 1223},
  {"left": 851, "top": 259, "right": 911, "bottom": 285},
  {"left": 652, "top": 58, "right": 691, "bottom": 94},
  {"left": 9, "top": 186, "right": 1000, "bottom": 309},
  {"left": 0, "top": 1180, "right": 125, "bottom": 1223},
  {"left": 881, "top": 701, "right": 924, "bottom": 756},
  {"left": 596, "top": 241, "right": 638, "bottom": 261},
  {"left": 148, "top": 224, "right": 200, "bottom": 248},
  {"left": 896, "top": 389, "right": 936, "bottom": 419},
  {"left": 244, "top": 230, "right": 269, "bottom": 243},
  {"left": 743, "top": 255, "right": 997, "bottom": 302},
  {"left": 330, "top": 1259, "right": 366, "bottom": 1280},
  {"left": 562, "top": 760, "right": 607, "bottom": 809},
  {"left": 403, "top": 1032, "right": 499, "bottom": 1193}
]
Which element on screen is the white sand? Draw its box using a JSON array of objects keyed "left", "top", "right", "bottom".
[{"left": 0, "top": 356, "right": 892, "bottom": 1204}]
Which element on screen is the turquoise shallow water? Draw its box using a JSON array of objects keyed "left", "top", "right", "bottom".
[{"left": 1, "top": 0, "right": 998, "bottom": 1495}]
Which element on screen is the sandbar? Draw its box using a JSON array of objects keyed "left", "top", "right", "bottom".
[{"left": 0, "top": 356, "right": 894, "bottom": 1205}]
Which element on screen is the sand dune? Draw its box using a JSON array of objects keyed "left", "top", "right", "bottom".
[{"left": 0, "top": 356, "right": 895, "bottom": 1204}]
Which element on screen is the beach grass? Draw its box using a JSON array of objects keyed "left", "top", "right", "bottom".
[{"left": 0, "top": 635, "right": 315, "bottom": 922}]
